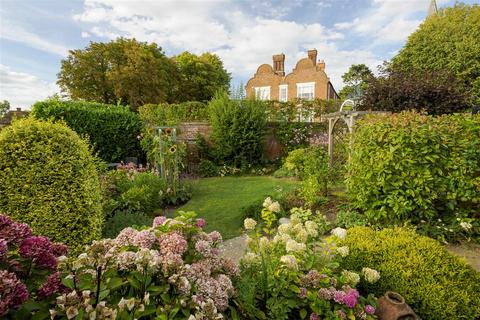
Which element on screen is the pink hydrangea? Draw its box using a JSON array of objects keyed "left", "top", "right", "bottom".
[
  {"left": 299, "top": 287, "right": 307, "bottom": 299},
  {"left": 115, "top": 227, "right": 138, "bottom": 246},
  {"left": 336, "top": 310, "right": 347, "bottom": 319},
  {"left": 343, "top": 288, "right": 359, "bottom": 308},
  {"left": 196, "top": 218, "right": 206, "bottom": 228},
  {"left": 0, "top": 215, "right": 32, "bottom": 245},
  {"left": 208, "top": 231, "right": 222, "bottom": 243},
  {"left": 158, "top": 232, "right": 188, "bottom": 255},
  {"left": 0, "top": 270, "right": 28, "bottom": 315},
  {"left": 37, "top": 272, "right": 66, "bottom": 298},
  {"left": 19, "top": 236, "right": 58, "bottom": 269},
  {"left": 132, "top": 230, "right": 157, "bottom": 248},
  {"left": 333, "top": 290, "right": 346, "bottom": 304},
  {"left": 0, "top": 239, "right": 7, "bottom": 261},
  {"left": 51, "top": 243, "right": 68, "bottom": 256},
  {"left": 310, "top": 313, "right": 319, "bottom": 320},
  {"left": 153, "top": 216, "right": 167, "bottom": 227},
  {"left": 365, "top": 305, "right": 376, "bottom": 315},
  {"left": 195, "top": 240, "right": 212, "bottom": 256}
]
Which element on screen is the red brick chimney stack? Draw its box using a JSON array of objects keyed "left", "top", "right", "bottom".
[
  {"left": 308, "top": 49, "right": 318, "bottom": 66},
  {"left": 272, "top": 53, "right": 285, "bottom": 76}
]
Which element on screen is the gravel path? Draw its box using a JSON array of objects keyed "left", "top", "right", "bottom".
[{"left": 219, "top": 235, "right": 248, "bottom": 264}]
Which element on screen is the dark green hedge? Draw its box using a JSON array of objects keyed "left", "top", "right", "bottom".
[
  {"left": 32, "top": 100, "right": 143, "bottom": 163},
  {"left": 0, "top": 118, "right": 103, "bottom": 253},
  {"left": 339, "top": 227, "right": 480, "bottom": 320}
]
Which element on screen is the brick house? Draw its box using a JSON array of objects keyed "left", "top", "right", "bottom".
[{"left": 246, "top": 49, "right": 339, "bottom": 102}]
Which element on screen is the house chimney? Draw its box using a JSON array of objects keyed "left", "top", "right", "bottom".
[
  {"left": 308, "top": 49, "right": 317, "bottom": 66},
  {"left": 272, "top": 53, "right": 285, "bottom": 76},
  {"left": 318, "top": 59, "right": 325, "bottom": 70}
]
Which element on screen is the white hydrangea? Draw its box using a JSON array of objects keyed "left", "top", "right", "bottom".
[
  {"left": 268, "top": 201, "right": 281, "bottom": 213},
  {"left": 362, "top": 267, "right": 380, "bottom": 283},
  {"left": 336, "top": 246, "right": 349, "bottom": 257},
  {"left": 244, "top": 218, "right": 257, "bottom": 230},
  {"left": 460, "top": 221, "right": 472, "bottom": 231},
  {"left": 341, "top": 270, "right": 360, "bottom": 286},
  {"left": 259, "top": 236, "right": 270, "bottom": 249},
  {"left": 263, "top": 197, "right": 273, "bottom": 208},
  {"left": 305, "top": 221, "right": 318, "bottom": 237},
  {"left": 286, "top": 239, "right": 306, "bottom": 253},
  {"left": 243, "top": 252, "right": 258, "bottom": 263},
  {"left": 295, "top": 228, "right": 309, "bottom": 243},
  {"left": 277, "top": 223, "right": 290, "bottom": 235},
  {"left": 331, "top": 227, "right": 347, "bottom": 240},
  {"left": 280, "top": 255, "right": 298, "bottom": 270}
]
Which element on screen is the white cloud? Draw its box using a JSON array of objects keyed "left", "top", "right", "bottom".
[
  {"left": 334, "top": 0, "right": 431, "bottom": 43},
  {"left": 73, "top": 0, "right": 378, "bottom": 91},
  {"left": 0, "top": 21, "right": 68, "bottom": 56},
  {"left": 0, "top": 65, "right": 58, "bottom": 109},
  {"left": 81, "top": 31, "right": 91, "bottom": 38}
]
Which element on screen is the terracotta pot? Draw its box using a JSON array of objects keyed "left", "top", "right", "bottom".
[{"left": 375, "top": 291, "right": 418, "bottom": 320}]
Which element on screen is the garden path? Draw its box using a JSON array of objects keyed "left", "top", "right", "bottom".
[
  {"left": 446, "top": 243, "right": 480, "bottom": 271},
  {"left": 219, "top": 235, "right": 247, "bottom": 264}
]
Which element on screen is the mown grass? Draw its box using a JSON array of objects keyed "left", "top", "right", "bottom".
[{"left": 176, "top": 176, "right": 299, "bottom": 239}]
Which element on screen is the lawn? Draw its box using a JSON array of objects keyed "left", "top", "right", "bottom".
[{"left": 176, "top": 176, "right": 299, "bottom": 239}]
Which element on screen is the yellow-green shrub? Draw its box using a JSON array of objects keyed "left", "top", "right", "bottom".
[
  {"left": 0, "top": 118, "right": 103, "bottom": 253},
  {"left": 339, "top": 227, "right": 480, "bottom": 320},
  {"left": 347, "top": 111, "right": 480, "bottom": 222}
]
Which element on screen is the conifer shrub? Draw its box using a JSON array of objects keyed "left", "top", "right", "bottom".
[
  {"left": 339, "top": 227, "right": 480, "bottom": 320},
  {"left": 0, "top": 118, "right": 103, "bottom": 253}
]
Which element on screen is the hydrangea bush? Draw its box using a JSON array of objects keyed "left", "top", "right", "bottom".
[
  {"left": 235, "top": 203, "right": 378, "bottom": 320},
  {"left": 0, "top": 214, "right": 68, "bottom": 317},
  {"left": 49, "top": 212, "right": 237, "bottom": 320}
]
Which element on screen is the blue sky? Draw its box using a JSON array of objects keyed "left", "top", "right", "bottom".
[{"left": 0, "top": 0, "right": 475, "bottom": 108}]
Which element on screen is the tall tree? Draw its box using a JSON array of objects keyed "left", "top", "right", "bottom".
[
  {"left": 338, "top": 64, "right": 374, "bottom": 100},
  {"left": 173, "top": 51, "right": 231, "bottom": 102},
  {"left": 391, "top": 3, "right": 480, "bottom": 103},
  {"left": 57, "top": 38, "right": 176, "bottom": 110},
  {"left": 0, "top": 100, "right": 10, "bottom": 118}
]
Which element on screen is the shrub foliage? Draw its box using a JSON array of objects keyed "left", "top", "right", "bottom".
[
  {"left": 347, "top": 111, "right": 480, "bottom": 223},
  {"left": 339, "top": 227, "right": 480, "bottom": 320},
  {"left": 208, "top": 91, "right": 267, "bottom": 167},
  {"left": 32, "top": 99, "right": 143, "bottom": 163},
  {"left": 0, "top": 118, "right": 103, "bottom": 253}
]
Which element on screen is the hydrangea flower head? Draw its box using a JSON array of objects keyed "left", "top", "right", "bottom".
[
  {"left": 243, "top": 218, "right": 257, "bottom": 230},
  {"left": 331, "top": 227, "right": 347, "bottom": 240},
  {"left": 362, "top": 267, "right": 380, "bottom": 283},
  {"left": 336, "top": 246, "right": 349, "bottom": 257}
]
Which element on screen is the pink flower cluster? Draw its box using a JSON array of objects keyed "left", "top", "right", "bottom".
[
  {"left": 19, "top": 236, "right": 67, "bottom": 269},
  {"left": 0, "top": 270, "right": 29, "bottom": 315},
  {"left": 158, "top": 232, "right": 188, "bottom": 255},
  {"left": 0, "top": 214, "right": 32, "bottom": 244},
  {"left": 37, "top": 272, "right": 67, "bottom": 298}
]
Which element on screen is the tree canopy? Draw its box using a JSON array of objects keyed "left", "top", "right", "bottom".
[
  {"left": 57, "top": 38, "right": 231, "bottom": 110},
  {"left": 173, "top": 51, "right": 231, "bottom": 103},
  {"left": 391, "top": 3, "right": 480, "bottom": 103},
  {"left": 0, "top": 100, "right": 10, "bottom": 118},
  {"left": 338, "top": 64, "right": 374, "bottom": 100}
]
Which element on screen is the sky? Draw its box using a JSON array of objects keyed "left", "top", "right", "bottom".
[{"left": 0, "top": 0, "right": 475, "bottom": 109}]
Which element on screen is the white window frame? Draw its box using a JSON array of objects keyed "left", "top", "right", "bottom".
[
  {"left": 296, "top": 82, "right": 315, "bottom": 101},
  {"left": 254, "top": 86, "right": 271, "bottom": 101},
  {"left": 279, "top": 84, "right": 288, "bottom": 102}
]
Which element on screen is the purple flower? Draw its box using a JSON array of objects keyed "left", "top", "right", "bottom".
[
  {"left": 19, "top": 236, "right": 58, "bottom": 269},
  {"left": 365, "top": 305, "right": 376, "bottom": 315},
  {"left": 158, "top": 232, "right": 188, "bottom": 255},
  {"left": 196, "top": 218, "right": 206, "bottom": 228},
  {"left": 132, "top": 230, "right": 157, "bottom": 248},
  {"left": 0, "top": 215, "right": 32, "bottom": 245},
  {"left": 51, "top": 243, "right": 68, "bottom": 257},
  {"left": 153, "top": 216, "right": 167, "bottom": 227},
  {"left": 208, "top": 231, "right": 222, "bottom": 243},
  {"left": 37, "top": 272, "right": 66, "bottom": 298},
  {"left": 343, "top": 291, "right": 358, "bottom": 308},
  {"left": 0, "top": 239, "right": 7, "bottom": 261},
  {"left": 299, "top": 287, "right": 307, "bottom": 299},
  {"left": 0, "top": 270, "right": 28, "bottom": 315},
  {"left": 334, "top": 290, "right": 346, "bottom": 303},
  {"left": 310, "top": 313, "right": 319, "bottom": 320},
  {"left": 317, "top": 287, "right": 335, "bottom": 300}
]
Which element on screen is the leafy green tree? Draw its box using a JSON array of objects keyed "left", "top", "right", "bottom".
[
  {"left": 338, "top": 64, "right": 373, "bottom": 100},
  {"left": 173, "top": 51, "right": 231, "bottom": 102},
  {"left": 58, "top": 38, "right": 176, "bottom": 110},
  {"left": 391, "top": 3, "right": 480, "bottom": 103},
  {"left": 0, "top": 100, "right": 10, "bottom": 118}
]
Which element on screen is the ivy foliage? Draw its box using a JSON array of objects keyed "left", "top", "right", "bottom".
[
  {"left": 31, "top": 99, "right": 143, "bottom": 163},
  {"left": 347, "top": 111, "right": 480, "bottom": 222},
  {"left": 0, "top": 118, "right": 103, "bottom": 253},
  {"left": 208, "top": 91, "right": 267, "bottom": 167},
  {"left": 339, "top": 227, "right": 480, "bottom": 320}
]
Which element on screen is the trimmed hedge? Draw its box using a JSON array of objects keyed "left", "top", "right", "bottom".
[
  {"left": 31, "top": 100, "right": 143, "bottom": 163},
  {"left": 347, "top": 111, "right": 480, "bottom": 222},
  {"left": 339, "top": 227, "right": 480, "bottom": 320},
  {"left": 0, "top": 118, "right": 103, "bottom": 253}
]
